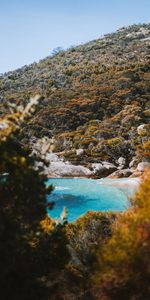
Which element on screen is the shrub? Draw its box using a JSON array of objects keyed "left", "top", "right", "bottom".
[
  {"left": 0, "top": 97, "right": 54, "bottom": 299},
  {"left": 107, "top": 137, "right": 124, "bottom": 147},
  {"left": 93, "top": 171, "right": 150, "bottom": 300}
]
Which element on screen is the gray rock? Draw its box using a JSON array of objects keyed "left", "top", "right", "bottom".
[
  {"left": 108, "top": 169, "right": 133, "bottom": 178},
  {"left": 92, "top": 162, "right": 117, "bottom": 177},
  {"left": 76, "top": 149, "right": 84, "bottom": 156},
  {"left": 118, "top": 157, "right": 126, "bottom": 166},
  {"left": 137, "top": 162, "right": 150, "bottom": 172},
  {"left": 137, "top": 124, "right": 146, "bottom": 135},
  {"left": 47, "top": 161, "right": 92, "bottom": 177},
  {"left": 129, "top": 158, "right": 138, "bottom": 169},
  {"left": 102, "top": 162, "right": 117, "bottom": 169},
  {"left": 46, "top": 153, "right": 62, "bottom": 162}
]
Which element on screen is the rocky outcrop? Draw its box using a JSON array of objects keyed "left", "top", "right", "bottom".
[
  {"left": 92, "top": 162, "right": 117, "bottom": 177},
  {"left": 47, "top": 161, "right": 92, "bottom": 177},
  {"left": 44, "top": 153, "right": 92, "bottom": 177},
  {"left": 30, "top": 133, "right": 150, "bottom": 179},
  {"left": 33, "top": 141, "right": 150, "bottom": 178},
  {"left": 108, "top": 169, "right": 133, "bottom": 179}
]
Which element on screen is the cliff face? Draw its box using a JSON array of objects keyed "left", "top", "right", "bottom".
[{"left": 0, "top": 23, "right": 150, "bottom": 166}]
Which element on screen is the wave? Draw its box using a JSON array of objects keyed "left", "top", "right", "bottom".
[{"left": 55, "top": 186, "right": 71, "bottom": 191}]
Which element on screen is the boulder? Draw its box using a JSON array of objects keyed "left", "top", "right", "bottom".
[
  {"left": 76, "top": 149, "right": 84, "bottom": 156},
  {"left": 47, "top": 161, "right": 92, "bottom": 177},
  {"left": 137, "top": 124, "right": 146, "bottom": 135},
  {"left": 137, "top": 162, "right": 150, "bottom": 172},
  {"left": 46, "top": 153, "right": 62, "bottom": 162},
  {"left": 118, "top": 157, "right": 126, "bottom": 166},
  {"left": 129, "top": 158, "right": 138, "bottom": 169},
  {"left": 108, "top": 169, "right": 133, "bottom": 179},
  {"left": 92, "top": 162, "right": 117, "bottom": 177},
  {"left": 92, "top": 163, "right": 103, "bottom": 173},
  {"left": 34, "top": 161, "right": 44, "bottom": 171},
  {"left": 102, "top": 162, "right": 117, "bottom": 169}
]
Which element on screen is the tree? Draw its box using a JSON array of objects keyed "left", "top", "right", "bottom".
[
  {"left": 0, "top": 96, "right": 53, "bottom": 299},
  {"left": 52, "top": 47, "right": 64, "bottom": 56}
]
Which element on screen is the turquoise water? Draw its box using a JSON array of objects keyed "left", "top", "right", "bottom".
[{"left": 46, "top": 178, "right": 132, "bottom": 222}]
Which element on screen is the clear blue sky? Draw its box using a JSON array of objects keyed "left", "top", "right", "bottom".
[{"left": 0, "top": 0, "right": 150, "bottom": 73}]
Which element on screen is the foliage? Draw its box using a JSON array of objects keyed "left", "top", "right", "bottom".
[
  {"left": 0, "top": 23, "right": 150, "bottom": 299},
  {"left": 1, "top": 23, "right": 150, "bottom": 166},
  {"left": 44, "top": 211, "right": 116, "bottom": 300},
  {"left": 0, "top": 97, "right": 54, "bottom": 299},
  {"left": 65, "top": 212, "right": 115, "bottom": 276},
  {"left": 92, "top": 171, "right": 150, "bottom": 300}
]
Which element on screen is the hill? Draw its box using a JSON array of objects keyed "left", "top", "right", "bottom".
[{"left": 0, "top": 23, "right": 150, "bottom": 170}]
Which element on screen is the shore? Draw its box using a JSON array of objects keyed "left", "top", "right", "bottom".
[{"left": 98, "top": 177, "right": 141, "bottom": 190}]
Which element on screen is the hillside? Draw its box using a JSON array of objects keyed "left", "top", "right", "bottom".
[{"left": 0, "top": 23, "right": 150, "bottom": 169}]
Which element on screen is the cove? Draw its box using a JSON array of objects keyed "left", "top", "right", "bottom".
[{"left": 46, "top": 178, "right": 135, "bottom": 222}]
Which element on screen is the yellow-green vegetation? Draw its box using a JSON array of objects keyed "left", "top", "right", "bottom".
[
  {"left": 34, "top": 173, "right": 150, "bottom": 300},
  {"left": 65, "top": 211, "right": 115, "bottom": 277},
  {"left": 1, "top": 23, "right": 150, "bottom": 165},
  {"left": 38, "top": 211, "right": 116, "bottom": 299},
  {"left": 92, "top": 171, "right": 150, "bottom": 300},
  {"left": 0, "top": 22, "right": 150, "bottom": 299},
  {"left": 0, "top": 98, "right": 55, "bottom": 299},
  {"left": 107, "top": 137, "right": 124, "bottom": 146},
  {"left": 1, "top": 106, "right": 150, "bottom": 300}
]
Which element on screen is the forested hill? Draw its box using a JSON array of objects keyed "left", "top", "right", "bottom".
[{"left": 0, "top": 23, "right": 150, "bottom": 165}]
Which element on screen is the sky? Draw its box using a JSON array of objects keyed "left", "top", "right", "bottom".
[{"left": 0, "top": 0, "right": 150, "bottom": 73}]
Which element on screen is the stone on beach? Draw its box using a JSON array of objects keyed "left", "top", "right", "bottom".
[
  {"left": 92, "top": 162, "right": 117, "bottom": 177},
  {"left": 108, "top": 169, "right": 133, "bottom": 179},
  {"left": 48, "top": 162, "right": 92, "bottom": 177}
]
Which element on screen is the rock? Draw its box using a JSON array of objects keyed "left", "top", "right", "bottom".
[
  {"left": 46, "top": 153, "right": 62, "bottom": 162},
  {"left": 129, "top": 158, "right": 138, "bottom": 169},
  {"left": 92, "top": 162, "right": 117, "bottom": 177},
  {"left": 137, "top": 162, "right": 150, "bottom": 172},
  {"left": 108, "top": 169, "right": 133, "bottom": 179},
  {"left": 102, "top": 162, "right": 117, "bottom": 169},
  {"left": 118, "top": 157, "right": 126, "bottom": 166},
  {"left": 137, "top": 124, "right": 146, "bottom": 135},
  {"left": 34, "top": 161, "right": 44, "bottom": 171},
  {"left": 76, "top": 149, "right": 84, "bottom": 156},
  {"left": 47, "top": 161, "right": 92, "bottom": 177},
  {"left": 44, "top": 152, "right": 92, "bottom": 177},
  {"left": 92, "top": 163, "right": 103, "bottom": 173}
]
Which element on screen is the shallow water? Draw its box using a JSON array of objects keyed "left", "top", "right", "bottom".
[{"left": 46, "top": 178, "right": 133, "bottom": 222}]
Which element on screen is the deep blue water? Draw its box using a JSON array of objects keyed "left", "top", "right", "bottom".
[{"left": 46, "top": 178, "right": 132, "bottom": 222}]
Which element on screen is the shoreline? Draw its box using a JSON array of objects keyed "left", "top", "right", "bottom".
[
  {"left": 47, "top": 176, "right": 141, "bottom": 193},
  {"left": 98, "top": 177, "right": 141, "bottom": 190}
]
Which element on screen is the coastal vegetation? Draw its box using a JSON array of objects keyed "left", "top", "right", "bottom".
[
  {"left": 0, "top": 97, "right": 150, "bottom": 299},
  {"left": 0, "top": 23, "right": 150, "bottom": 299},
  {"left": 0, "top": 23, "right": 150, "bottom": 169},
  {"left": 92, "top": 170, "right": 150, "bottom": 300}
]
